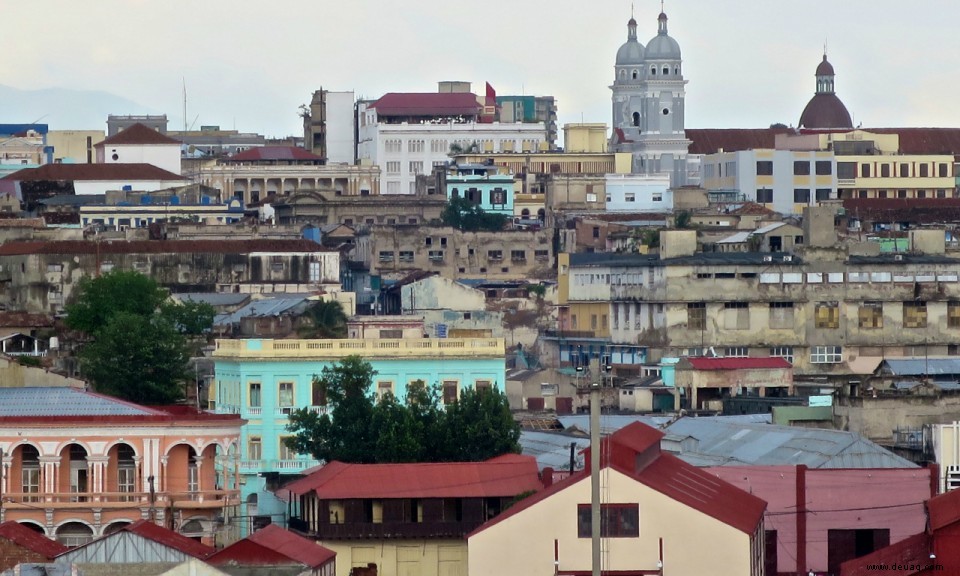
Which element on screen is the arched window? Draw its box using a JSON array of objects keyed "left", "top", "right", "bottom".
[
  {"left": 631, "top": 69, "right": 638, "bottom": 80},
  {"left": 619, "top": 70, "right": 626, "bottom": 79},
  {"left": 632, "top": 112, "right": 640, "bottom": 127},
  {"left": 674, "top": 65, "right": 680, "bottom": 75},
  {"left": 662, "top": 66, "right": 669, "bottom": 75},
  {"left": 651, "top": 66, "right": 657, "bottom": 75}
]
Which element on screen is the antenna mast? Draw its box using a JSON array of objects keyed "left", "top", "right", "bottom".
[{"left": 182, "top": 79, "right": 187, "bottom": 133}]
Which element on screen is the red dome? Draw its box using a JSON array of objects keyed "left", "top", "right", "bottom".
[
  {"left": 816, "top": 55, "right": 835, "bottom": 76},
  {"left": 799, "top": 93, "right": 853, "bottom": 129}
]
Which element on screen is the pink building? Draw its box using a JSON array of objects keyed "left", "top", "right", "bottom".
[{"left": 710, "top": 465, "right": 936, "bottom": 575}]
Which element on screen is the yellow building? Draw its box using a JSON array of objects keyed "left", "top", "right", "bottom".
[
  {"left": 563, "top": 123, "right": 609, "bottom": 153},
  {"left": 47, "top": 130, "right": 106, "bottom": 163},
  {"left": 468, "top": 422, "right": 767, "bottom": 576}
]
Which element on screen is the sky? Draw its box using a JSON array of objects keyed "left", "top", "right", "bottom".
[{"left": 4, "top": 0, "right": 960, "bottom": 140}]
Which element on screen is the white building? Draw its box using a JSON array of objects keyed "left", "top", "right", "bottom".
[
  {"left": 605, "top": 173, "right": 672, "bottom": 211},
  {"left": 700, "top": 148, "right": 838, "bottom": 214},
  {"left": 95, "top": 122, "right": 182, "bottom": 175},
  {"left": 357, "top": 91, "right": 547, "bottom": 195}
]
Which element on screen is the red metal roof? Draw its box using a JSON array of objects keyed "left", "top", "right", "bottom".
[
  {"left": 470, "top": 422, "right": 766, "bottom": 538},
  {"left": 119, "top": 520, "right": 216, "bottom": 559},
  {"left": 685, "top": 357, "right": 792, "bottom": 370},
  {"left": 1, "top": 163, "right": 185, "bottom": 182},
  {"left": 928, "top": 485, "right": 960, "bottom": 531},
  {"left": 209, "top": 524, "right": 336, "bottom": 568},
  {"left": 370, "top": 92, "right": 481, "bottom": 117},
  {"left": 0, "top": 521, "right": 68, "bottom": 558},
  {"left": 97, "top": 123, "right": 182, "bottom": 147},
  {"left": 839, "top": 532, "right": 930, "bottom": 576},
  {"left": 0, "top": 239, "right": 329, "bottom": 256},
  {"left": 228, "top": 146, "right": 325, "bottom": 163},
  {"left": 285, "top": 455, "right": 543, "bottom": 499}
]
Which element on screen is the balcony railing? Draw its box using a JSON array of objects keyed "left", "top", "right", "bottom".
[
  {"left": 294, "top": 520, "right": 481, "bottom": 540},
  {"left": 214, "top": 337, "right": 505, "bottom": 359},
  {"left": 2, "top": 489, "right": 240, "bottom": 509},
  {"left": 239, "top": 459, "right": 320, "bottom": 474}
]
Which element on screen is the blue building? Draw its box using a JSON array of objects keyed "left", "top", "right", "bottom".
[
  {"left": 446, "top": 164, "right": 515, "bottom": 216},
  {"left": 212, "top": 337, "right": 506, "bottom": 531}
]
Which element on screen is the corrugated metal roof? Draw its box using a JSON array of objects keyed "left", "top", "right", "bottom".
[
  {"left": 519, "top": 431, "right": 591, "bottom": 471},
  {"left": 663, "top": 418, "right": 917, "bottom": 469},
  {"left": 56, "top": 521, "right": 214, "bottom": 564},
  {"left": 882, "top": 357, "right": 960, "bottom": 376},
  {"left": 214, "top": 296, "right": 309, "bottom": 325},
  {"left": 0, "top": 388, "right": 164, "bottom": 417},
  {"left": 285, "top": 456, "right": 543, "bottom": 498},
  {"left": 245, "top": 525, "right": 335, "bottom": 568},
  {"left": 174, "top": 293, "right": 251, "bottom": 307},
  {"left": 1, "top": 163, "right": 185, "bottom": 182},
  {"left": 0, "top": 521, "right": 68, "bottom": 558},
  {"left": 928, "top": 484, "right": 960, "bottom": 531},
  {"left": 716, "top": 231, "right": 751, "bottom": 244},
  {"left": 0, "top": 239, "right": 328, "bottom": 256}
]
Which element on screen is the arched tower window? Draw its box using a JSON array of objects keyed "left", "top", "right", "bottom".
[
  {"left": 632, "top": 112, "right": 640, "bottom": 127},
  {"left": 631, "top": 69, "right": 638, "bottom": 79},
  {"left": 662, "top": 66, "right": 669, "bottom": 75},
  {"left": 619, "top": 70, "right": 626, "bottom": 80},
  {"left": 674, "top": 65, "right": 680, "bottom": 75}
]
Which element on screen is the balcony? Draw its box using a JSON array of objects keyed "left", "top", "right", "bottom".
[
  {"left": 239, "top": 459, "right": 319, "bottom": 474},
  {"left": 2, "top": 489, "right": 240, "bottom": 510},
  {"left": 214, "top": 337, "right": 505, "bottom": 360},
  {"left": 294, "top": 520, "right": 480, "bottom": 540}
]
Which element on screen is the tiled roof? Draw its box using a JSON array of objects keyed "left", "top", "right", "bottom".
[
  {"left": 685, "top": 357, "right": 792, "bottom": 370},
  {"left": 96, "top": 123, "right": 182, "bottom": 147},
  {"left": 0, "top": 388, "right": 163, "bottom": 417},
  {"left": 843, "top": 198, "right": 960, "bottom": 224},
  {"left": 1, "top": 163, "right": 185, "bottom": 182},
  {"left": 0, "top": 521, "right": 68, "bottom": 558},
  {"left": 370, "top": 92, "right": 481, "bottom": 117},
  {"left": 246, "top": 524, "right": 336, "bottom": 567},
  {"left": 0, "top": 312, "right": 54, "bottom": 328},
  {"left": 285, "top": 455, "right": 543, "bottom": 499},
  {"left": 228, "top": 146, "right": 325, "bottom": 162},
  {"left": 471, "top": 422, "right": 766, "bottom": 537},
  {"left": 0, "top": 218, "right": 45, "bottom": 229},
  {"left": 726, "top": 202, "right": 778, "bottom": 216},
  {"left": 685, "top": 128, "right": 792, "bottom": 155},
  {"left": 0, "top": 239, "right": 328, "bottom": 256}
]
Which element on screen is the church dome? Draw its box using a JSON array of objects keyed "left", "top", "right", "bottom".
[
  {"left": 646, "top": 12, "right": 681, "bottom": 60},
  {"left": 616, "top": 16, "right": 645, "bottom": 65},
  {"left": 816, "top": 55, "right": 835, "bottom": 76},
  {"left": 799, "top": 94, "right": 853, "bottom": 129}
]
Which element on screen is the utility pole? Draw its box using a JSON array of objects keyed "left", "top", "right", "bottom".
[{"left": 590, "top": 358, "right": 602, "bottom": 576}]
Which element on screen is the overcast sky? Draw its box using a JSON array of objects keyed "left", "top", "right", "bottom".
[{"left": 4, "top": 0, "right": 959, "bottom": 139}]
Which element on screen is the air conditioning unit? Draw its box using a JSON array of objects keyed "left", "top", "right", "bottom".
[
  {"left": 782, "top": 255, "right": 793, "bottom": 262},
  {"left": 763, "top": 255, "right": 773, "bottom": 262}
]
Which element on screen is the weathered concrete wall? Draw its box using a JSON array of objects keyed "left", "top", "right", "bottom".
[
  {"left": 0, "top": 357, "right": 85, "bottom": 388},
  {"left": 835, "top": 395, "right": 960, "bottom": 440}
]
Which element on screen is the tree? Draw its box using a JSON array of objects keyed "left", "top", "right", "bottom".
[
  {"left": 160, "top": 300, "right": 216, "bottom": 337},
  {"left": 285, "top": 358, "right": 521, "bottom": 463},
  {"left": 65, "top": 270, "right": 167, "bottom": 334},
  {"left": 79, "top": 312, "right": 189, "bottom": 404},
  {"left": 441, "top": 196, "right": 508, "bottom": 232},
  {"left": 297, "top": 300, "right": 348, "bottom": 339}
]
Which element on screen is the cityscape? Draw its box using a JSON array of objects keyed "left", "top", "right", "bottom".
[{"left": 2, "top": 3, "right": 960, "bottom": 576}]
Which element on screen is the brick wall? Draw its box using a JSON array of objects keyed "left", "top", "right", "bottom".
[{"left": 0, "top": 538, "right": 50, "bottom": 572}]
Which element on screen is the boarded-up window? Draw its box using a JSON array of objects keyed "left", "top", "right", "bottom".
[
  {"left": 949, "top": 302, "right": 960, "bottom": 328},
  {"left": 687, "top": 303, "right": 706, "bottom": 330},
  {"left": 815, "top": 302, "right": 840, "bottom": 329},
  {"left": 858, "top": 302, "right": 883, "bottom": 329},
  {"left": 379, "top": 329, "right": 403, "bottom": 338},
  {"left": 768, "top": 302, "right": 794, "bottom": 329},
  {"left": 903, "top": 301, "right": 927, "bottom": 328},
  {"left": 723, "top": 302, "right": 749, "bottom": 330}
]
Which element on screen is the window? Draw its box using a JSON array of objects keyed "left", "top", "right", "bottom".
[
  {"left": 20, "top": 445, "right": 40, "bottom": 501},
  {"left": 687, "top": 302, "right": 706, "bottom": 330},
  {"left": 793, "top": 189, "right": 810, "bottom": 203},
  {"left": 859, "top": 302, "right": 883, "bottom": 329},
  {"left": 249, "top": 383, "right": 262, "bottom": 408},
  {"left": 756, "top": 161, "right": 773, "bottom": 176},
  {"left": 770, "top": 346, "right": 794, "bottom": 364},
  {"left": 428, "top": 250, "right": 444, "bottom": 261},
  {"left": 373, "top": 380, "right": 394, "bottom": 401},
  {"left": 511, "top": 250, "right": 526, "bottom": 261},
  {"left": 811, "top": 345, "right": 843, "bottom": 364},
  {"left": 270, "top": 255, "right": 284, "bottom": 272},
  {"left": 535, "top": 249, "right": 549, "bottom": 260},
  {"left": 409, "top": 161, "right": 423, "bottom": 175},
  {"left": 312, "top": 379, "right": 327, "bottom": 406},
  {"left": 815, "top": 161, "right": 832, "bottom": 175},
  {"left": 793, "top": 161, "right": 810, "bottom": 175},
  {"left": 278, "top": 382, "right": 294, "bottom": 407},
  {"left": 898, "top": 190, "right": 907, "bottom": 199},
  {"left": 903, "top": 301, "right": 927, "bottom": 328},
  {"left": 475, "top": 380, "right": 492, "bottom": 393},
  {"left": 248, "top": 437, "right": 262, "bottom": 460},
  {"left": 898, "top": 163, "right": 910, "bottom": 177},
  {"left": 278, "top": 438, "right": 296, "bottom": 461},
  {"left": 378, "top": 251, "right": 394, "bottom": 262},
  {"left": 861, "top": 163, "right": 871, "bottom": 177},
  {"left": 442, "top": 381, "right": 458, "bottom": 405},
  {"left": 881, "top": 164, "right": 891, "bottom": 177},
  {"left": 652, "top": 193, "right": 662, "bottom": 202},
  {"left": 385, "top": 161, "right": 400, "bottom": 175},
  {"left": 815, "top": 189, "right": 832, "bottom": 201},
  {"left": 949, "top": 302, "right": 960, "bottom": 328},
  {"left": 815, "top": 302, "right": 840, "bottom": 328},
  {"left": 939, "top": 163, "right": 949, "bottom": 177},
  {"left": 577, "top": 504, "right": 639, "bottom": 538},
  {"left": 725, "top": 347, "right": 748, "bottom": 357},
  {"left": 756, "top": 189, "right": 773, "bottom": 203},
  {"left": 487, "top": 250, "right": 503, "bottom": 261},
  {"left": 399, "top": 251, "right": 414, "bottom": 262},
  {"left": 408, "top": 139, "right": 424, "bottom": 153},
  {"left": 625, "top": 192, "right": 636, "bottom": 202},
  {"left": 920, "top": 164, "right": 929, "bottom": 177},
  {"left": 592, "top": 226, "right": 600, "bottom": 238},
  {"left": 769, "top": 301, "right": 794, "bottom": 329},
  {"left": 837, "top": 162, "right": 856, "bottom": 179},
  {"left": 490, "top": 188, "right": 507, "bottom": 205}
]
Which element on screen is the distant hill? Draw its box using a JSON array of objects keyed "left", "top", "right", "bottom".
[{"left": 0, "top": 84, "right": 160, "bottom": 131}]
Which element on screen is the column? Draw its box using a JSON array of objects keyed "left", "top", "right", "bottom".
[
  {"left": 132, "top": 456, "right": 143, "bottom": 501},
  {"left": 39, "top": 456, "right": 59, "bottom": 500},
  {"left": 159, "top": 456, "right": 168, "bottom": 494},
  {"left": 194, "top": 461, "right": 203, "bottom": 503}
]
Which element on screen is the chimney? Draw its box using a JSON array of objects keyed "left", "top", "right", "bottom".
[{"left": 541, "top": 467, "right": 554, "bottom": 488}]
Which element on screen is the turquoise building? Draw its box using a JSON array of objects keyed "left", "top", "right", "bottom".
[
  {"left": 446, "top": 164, "right": 514, "bottom": 216},
  {"left": 212, "top": 337, "right": 506, "bottom": 531}
]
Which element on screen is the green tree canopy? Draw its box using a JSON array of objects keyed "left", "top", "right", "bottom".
[
  {"left": 441, "top": 196, "right": 509, "bottom": 232},
  {"left": 160, "top": 300, "right": 216, "bottom": 337},
  {"left": 297, "top": 300, "right": 348, "bottom": 339},
  {"left": 65, "top": 270, "right": 168, "bottom": 333},
  {"left": 285, "top": 357, "right": 521, "bottom": 463}
]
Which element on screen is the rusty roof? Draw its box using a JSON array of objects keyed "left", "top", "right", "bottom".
[
  {"left": 0, "top": 239, "right": 329, "bottom": 256},
  {"left": 0, "top": 218, "right": 45, "bottom": 228},
  {"left": 685, "top": 128, "right": 793, "bottom": 155},
  {"left": 685, "top": 357, "right": 792, "bottom": 370},
  {"left": 843, "top": 198, "right": 960, "bottom": 224},
  {"left": 0, "top": 312, "right": 54, "bottom": 328},
  {"left": 0, "top": 521, "right": 68, "bottom": 558},
  {"left": 1, "top": 163, "right": 185, "bottom": 182},
  {"left": 228, "top": 146, "right": 325, "bottom": 162},
  {"left": 370, "top": 92, "right": 481, "bottom": 117},
  {"left": 96, "top": 123, "right": 182, "bottom": 147}
]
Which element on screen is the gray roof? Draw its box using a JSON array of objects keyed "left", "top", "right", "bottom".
[
  {"left": 38, "top": 194, "right": 105, "bottom": 207},
  {"left": 520, "top": 431, "right": 591, "bottom": 471},
  {"left": 568, "top": 251, "right": 803, "bottom": 269},
  {"left": 173, "top": 292, "right": 251, "bottom": 307},
  {"left": 662, "top": 418, "right": 917, "bottom": 469},
  {"left": 214, "top": 296, "right": 310, "bottom": 326},
  {"left": 556, "top": 413, "right": 771, "bottom": 436},
  {"left": 881, "top": 357, "right": 960, "bottom": 376},
  {"left": 0, "top": 387, "right": 159, "bottom": 417}
]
